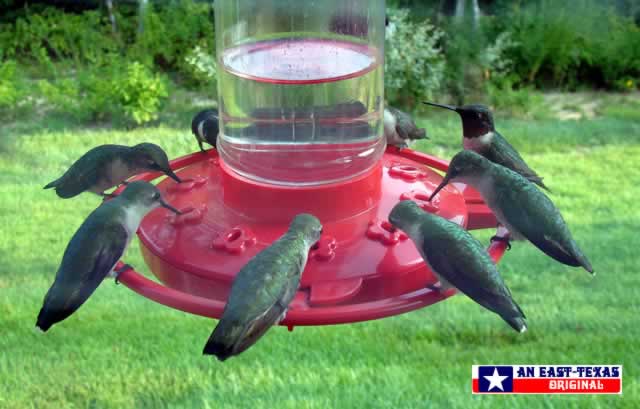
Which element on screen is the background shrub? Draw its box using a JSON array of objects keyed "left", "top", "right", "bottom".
[
  {"left": 0, "top": 0, "right": 638, "bottom": 123},
  {"left": 502, "top": 0, "right": 640, "bottom": 89},
  {"left": 0, "top": 59, "right": 31, "bottom": 117},
  {"left": 38, "top": 60, "right": 168, "bottom": 125},
  {"left": 183, "top": 44, "right": 218, "bottom": 89},
  {"left": 385, "top": 8, "right": 446, "bottom": 108},
  {"left": 1, "top": 7, "right": 117, "bottom": 71},
  {"left": 127, "top": 0, "right": 215, "bottom": 83},
  {"left": 117, "top": 61, "right": 169, "bottom": 125}
]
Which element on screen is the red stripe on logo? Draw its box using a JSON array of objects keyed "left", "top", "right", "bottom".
[
  {"left": 513, "top": 378, "right": 621, "bottom": 394},
  {"left": 472, "top": 379, "right": 479, "bottom": 392}
]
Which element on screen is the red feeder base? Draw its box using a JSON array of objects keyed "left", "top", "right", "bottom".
[{"left": 116, "top": 146, "right": 507, "bottom": 328}]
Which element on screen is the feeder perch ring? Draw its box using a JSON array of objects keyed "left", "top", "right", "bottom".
[{"left": 114, "top": 146, "right": 508, "bottom": 328}]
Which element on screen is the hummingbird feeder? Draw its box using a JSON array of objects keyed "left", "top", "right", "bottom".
[{"left": 116, "top": 0, "right": 508, "bottom": 329}]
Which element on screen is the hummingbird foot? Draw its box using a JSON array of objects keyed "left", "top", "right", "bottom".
[
  {"left": 102, "top": 193, "right": 117, "bottom": 199},
  {"left": 198, "top": 141, "right": 206, "bottom": 153},
  {"left": 120, "top": 180, "right": 130, "bottom": 186},
  {"left": 490, "top": 235, "right": 512, "bottom": 250},
  {"left": 113, "top": 264, "right": 134, "bottom": 285}
]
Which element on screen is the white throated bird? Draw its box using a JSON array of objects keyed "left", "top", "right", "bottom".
[
  {"left": 44, "top": 143, "right": 181, "bottom": 198},
  {"left": 191, "top": 109, "right": 219, "bottom": 152},
  {"left": 389, "top": 200, "right": 527, "bottom": 333},
  {"left": 423, "top": 102, "right": 549, "bottom": 191},
  {"left": 429, "top": 150, "right": 593, "bottom": 274},
  {"left": 36, "top": 181, "right": 182, "bottom": 332}
]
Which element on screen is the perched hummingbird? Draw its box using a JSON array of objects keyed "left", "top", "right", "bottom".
[
  {"left": 36, "top": 181, "right": 182, "bottom": 332},
  {"left": 389, "top": 200, "right": 527, "bottom": 332},
  {"left": 44, "top": 143, "right": 181, "bottom": 199},
  {"left": 191, "top": 108, "right": 219, "bottom": 152},
  {"left": 203, "top": 214, "right": 323, "bottom": 361},
  {"left": 429, "top": 150, "right": 593, "bottom": 274},
  {"left": 384, "top": 106, "right": 428, "bottom": 149},
  {"left": 423, "top": 102, "right": 549, "bottom": 191}
]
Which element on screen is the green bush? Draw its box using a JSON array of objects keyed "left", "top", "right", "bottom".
[
  {"left": 128, "top": 0, "right": 215, "bottom": 81},
  {"left": 0, "top": 1, "right": 215, "bottom": 86},
  {"left": 117, "top": 61, "right": 169, "bottom": 124},
  {"left": 1, "top": 7, "right": 117, "bottom": 69},
  {"left": 39, "top": 59, "right": 168, "bottom": 125},
  {"left": 385, "top": 8, "right": 446, "bottom": 108},
  {"left": 0, "top": 60, "right": 19, "bottom": 110},
  {"left": 440, "top": 19, "right": 489, "bottom": 104},
  {"left": 502, "top": 0, "right": 639, "bottom": 89},
  {"left": 589, "top": 13, "right": 640, "bottom": 89},
  {"left": 183, "top": 44, "right": 218, "bottom": 89},
  {"left": 0, "top": 59, "right": 30, "bottom": 117},
  {"left": 486, "top": 79, "right": 547, "bottom": 119}
]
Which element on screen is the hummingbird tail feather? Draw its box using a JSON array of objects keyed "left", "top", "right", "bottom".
[
  {"left": 35, "top": 307, "right": 59, "bottom": 332},
  {"left": 538, "top": 180, "right": 552, "bottom": 193},
  {"left": 570, "top": 242, "right": 594, "bottom": 274},
  {"left": 43, "top": 180, "right": 58, "bottom": 190},
  {"left": 578, "top": 254, "right": 594, "bottom": 275},
  {"left": 503, "top": 315, "right": 527, "bottom": 333},
  {"left": 202, "top": 339, "right": 234, "bottom": 361},
  {"left": 529, "top": 176, "right": 551, "bottom": 193},
  {"left": 202, "top": 321, "right": 238, "bottom": 361}
]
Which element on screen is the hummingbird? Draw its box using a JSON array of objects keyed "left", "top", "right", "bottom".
[
  {"left": 191, "top": 108, "right": 219, "bottom": 153},
  {"left": 36, "top": 181, "right": 182, "bottom": 332},
  {"left": 429, "top": 150, "right": 593, "bottom": 274},
  {"left": 389, "top": 200, "right": 527, "bottom": 333},
  {"left": 423, "top": 102, "right": 549, "bottom": 191},
  {"left": 384, "top": 106, "right": 428, "bottom": 149},
  {"left": 203, "top": 214, "right": 323, "bottom": 361},
  {"left": 44, "top": 143, "right": 181, "bottom": 199}
]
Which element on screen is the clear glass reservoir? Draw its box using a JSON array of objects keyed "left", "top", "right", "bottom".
[{"left": 215, "top": 0, "right": 386, "bottom": 186}]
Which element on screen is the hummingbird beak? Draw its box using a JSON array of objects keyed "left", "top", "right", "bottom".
[
  {"left": 428, "top": 175, "right": 451, "bottom": 202},
  {"left": 160, "top": 200, "right": 182, "bottom": 215},
  {"left": 422, "top": 102, "right": 458, "bottom": 112},
  {"left": 165, "top": 169, "right": 182, "bottom": 184}
]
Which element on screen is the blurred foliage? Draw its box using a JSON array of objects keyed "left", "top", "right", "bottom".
[
  {"left": 0, "top": 8, "right": 117, "bottom": 69},
  {"left": 38, "top": 60, "right": 168, "bottom": 125},
  {"left": 0, "top": 0, "right": 210, "bottom": 125},
  {"left": 126, "top": 0, "right": 215, "bottom": 78},
  {"left": 501, "top": 0, "right": 640, "bottom": 89},
  {"left": 118, "top": 61, "right": 169, "bottom": 124},
  {"left": 0, "top": 0, "right": 214, "bottom": 80},
  {"left": 0, "top": 0, "right": 638, "bottom": 122},
  {"left": 385, "top": 8, "right": 446, "bottom": 108},
  {"left": 0, "top": 59, "right": 31, "bottom": 118},
  {"left": 183, "top": 44, "right": 218, "bottom": 89}
]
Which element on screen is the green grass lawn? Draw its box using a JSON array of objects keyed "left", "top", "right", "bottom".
[{"left": 1, "top": 96, "right": 639, "bottom": 408}]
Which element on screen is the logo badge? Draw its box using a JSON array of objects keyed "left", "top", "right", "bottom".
[{"left": 472, "top": 365, "right": 622, "bottom": 394}]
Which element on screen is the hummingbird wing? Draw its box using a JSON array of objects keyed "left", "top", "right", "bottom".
[
  {"left": 36, "top": 211, "right": 128, "bottom": 331},
  {"left": 494, "top": 170, "right": 593, "bottom": 273},
  {"left": 388, "top": 107, "right": 427, "bottom": 141},
  {"left": 482, "top": 132, "right": 550, "bottom": 191},
  {"left": 203, "top": 238, "right": 306, "bottom": 360},
  {"left": 223, "top": 291, "right": 291, "bottom": 358},
  {"left": 421, "top": 222, "right": 526, "bottom": 332},
  {"left": 45, "top": 145, "right": 126, "bottom": 198}
]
